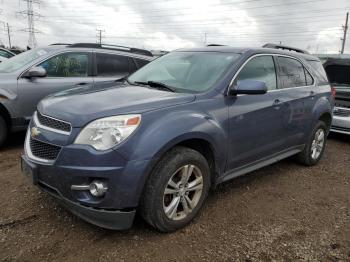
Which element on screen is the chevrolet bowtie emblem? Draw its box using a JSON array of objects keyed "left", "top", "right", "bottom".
[{"left": 31, "top": 127, "right": 41, "bottom": 138}]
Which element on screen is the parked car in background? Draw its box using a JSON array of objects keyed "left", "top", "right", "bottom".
[
  {"left": 0, "top": 47, "right": 16, "bottom": 59},
  {"left": 0, "top": 56, "right": 8, "bottom": 63},
  {"left": 22, "top": 44, "right": 334, "bottom": 232},
  {"left": 9, "top": 48, "right": 25, "bottom": 55},
  {"left": 0, "top": 43, "right": 153, "bottom": 147},
  {"left": 322, "top": 57, "right": 350, "bottom": 135}
]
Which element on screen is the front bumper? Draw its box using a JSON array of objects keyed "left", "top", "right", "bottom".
[
  {"left": 21, "top": 154, "right": 136, "bottom": 230},
  {"left": 331, "top": 107, "right": 350, "bottom": 135}
]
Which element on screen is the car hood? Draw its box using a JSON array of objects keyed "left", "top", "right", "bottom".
[{"left": 38, "top": 83, "right": 196, "bottom": 127}]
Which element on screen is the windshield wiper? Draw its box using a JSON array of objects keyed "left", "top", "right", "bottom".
[{"left": 134, "top": 81, "right": 176, "bottom": 92}]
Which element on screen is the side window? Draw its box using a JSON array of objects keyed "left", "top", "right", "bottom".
[
  {"left": 134, "top": 58, "right": 149, "bottom": 69},
  {"left": 305, "top": 69, "right": 314, "bottom": 86},
  {"left": 277, "top": 57, "right": 306, "bottom": 88},
  {"left": 39, "top": 53, "right": 89, "bottom": 77},
  {"left": 0, "top": 50, "right": 13, "bottom": 58},
  {"left": 308, "top": 60, "right": 329, "bottom": 85},
  {"left": 96, "top": 53, "right": 129, "bottom": 76},
  {"left": 236, "top": 56, "right": 277, "bottom": 90}
]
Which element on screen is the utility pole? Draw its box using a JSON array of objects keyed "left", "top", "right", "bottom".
[
  {"left": 6, "top": 23, "right": 11, "bottom": 48},
  {"left": 96, "top": 29, "right": 105, "bottom": 45},
  {"left": 340, "top": 12, "right": 349, "bottom": 54},
  {"left": 18, "top": 0, "right": 41, "bottom": 48},
  {"left": 204, "top": 32, "right": 207, "bottom": 46}
]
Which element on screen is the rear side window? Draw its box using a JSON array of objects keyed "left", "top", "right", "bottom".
[
  {"left": 277, "top": 56, "right": 306, "bottom": 88},
  {"left": 308, "top": 60, "right": 329, "bottom": 85},
  {"left": 134, "top": 58, "right": 149, "bottom": 69},
  {"left": 236, "top": 55, "right": 277, "bottom": 90},
  {"left": 96, "top": 53, "right": 129, "bottom": 76}
]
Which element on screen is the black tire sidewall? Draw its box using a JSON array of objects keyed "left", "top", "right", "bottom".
[
  {"left": 143, "top": 147, "right": 211, "bottom": 232},
  {"left": 0, "top": 116, "right": 7, "bottom": 147}
]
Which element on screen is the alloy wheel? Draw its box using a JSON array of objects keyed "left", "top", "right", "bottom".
[
  {"left": 310, "top": 128, "right": 325, "bottom": 160},
  {"left": 163, "top": 164, "right": 204, "bottom": 221}
]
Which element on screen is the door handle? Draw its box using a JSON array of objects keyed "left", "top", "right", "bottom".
[
  {"left": 310, "top": 91, "right": 315, "bottom": 97},
  {"left": 75, "top": 82, "right": 88, "bottom": 86}
]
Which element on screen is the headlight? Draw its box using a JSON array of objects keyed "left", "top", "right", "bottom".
[{"left": 74, "top": 114, "right": 141, "bottom": 150}]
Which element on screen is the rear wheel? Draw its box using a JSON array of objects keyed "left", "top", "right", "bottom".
[
  {"left": 296, "top": 121, "right": 327, "bottom": 166},
  {"left": 140, "top": 147, "right": 211, "bottom": 232},
  {"left": 0, "top": 115, "right": 8, "bottom": 148}
]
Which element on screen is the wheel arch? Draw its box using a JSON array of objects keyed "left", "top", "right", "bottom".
[{"left": 0, "top": 103, "right": 11, "bottom": 128}]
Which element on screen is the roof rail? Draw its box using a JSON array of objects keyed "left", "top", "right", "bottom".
[
  {"left": 262, "top": 43, "right": 309, "bottom": 54},
  {"left": 206, "top": 44, "right": 226, "bottom": 46},
  {"left": 50, "top": 43, "right": 71, "bottom": 46},
  {"left": 68, "top": 43, "right": 153, "bottom": 57}
]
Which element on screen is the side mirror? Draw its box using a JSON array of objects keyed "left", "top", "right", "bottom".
[
  {"left": 229, "top": 79, "right": 268, "bottom": 95},
  {"left": 23, "top": 66, "right": 47, "bottom": 78}
]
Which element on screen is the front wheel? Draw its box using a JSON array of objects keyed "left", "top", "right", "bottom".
[
  {"left": 140, "top": 147, "right": 211, "bottom": 232},
  {"left": 296, "top": 121, "right": 328, "bottom": 166}
]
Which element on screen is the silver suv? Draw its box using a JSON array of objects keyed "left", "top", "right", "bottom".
[
  {"left": 0, "top": 43, "right": 153, "bottom": 146},
  {"left": 322, "top": 57, "right": 350, "bottom": 135}
]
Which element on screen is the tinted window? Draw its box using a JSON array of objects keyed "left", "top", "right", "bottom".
[
  {"left": 96, "top": 53, "right": 129, "bottom": 76},
  {"left": 237, "top": 56, "right": 277, "bottom": 90},
  {"left": 277, "top": 57, "right": 306, "bottom": 88},
  {"left": 308, "top": 60, "right": 329, "bottom": 85},
  {"left": 40, "top": 53, "right": 89, "bottom": 77},
  {"left": 0, "top": 50, "right": 13, "bottom": 58},
  {"left": 134, "top": 58, "right": 149, "bottom": 69}
]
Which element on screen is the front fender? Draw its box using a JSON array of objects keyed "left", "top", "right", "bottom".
[
  {"left": 117, "top": 107, "right": 228, "bottom": 174},
  {"left": 0, "top": 88, "right": 17, "bottom": 101}
]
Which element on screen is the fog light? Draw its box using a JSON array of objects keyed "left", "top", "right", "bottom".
[{"left": 89, "top": 180, "right": 108, "bottom": 197}]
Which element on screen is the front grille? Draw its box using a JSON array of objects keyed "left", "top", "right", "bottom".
[
  {"left": 334, "top": 108, "right": 350, "bottom": 117},
  {"left": 37, "top": 111, "right": 71, "bottom": 133},
  {"left": 30, "top": 137, "right": 61, "bottom": 161}
]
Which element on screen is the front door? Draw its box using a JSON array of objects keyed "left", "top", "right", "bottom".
[
  {"left": 17, "top": 51, "right": 93, "bottom": 119},
  {"left": 226, "top": 55, "right": 286, "bottom": 171}
]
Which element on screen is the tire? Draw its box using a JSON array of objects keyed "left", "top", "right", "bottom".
[
  {"left": 296, "top": 121, "right": 328, "bottom": 166},
  {"left": 0, "top": 115, "right": 8, "bottom": 148},
  {"left": 140, "top": 146, "right": 211, "bottom": 232}
]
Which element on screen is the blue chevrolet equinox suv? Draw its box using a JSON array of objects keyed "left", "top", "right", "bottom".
[{"left": 21, "top": 44, "right": 334, "bottom": 232}]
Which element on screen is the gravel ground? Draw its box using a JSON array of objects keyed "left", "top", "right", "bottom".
[{"left": 0, "top": 132, "right": 349, "bottom": 262}]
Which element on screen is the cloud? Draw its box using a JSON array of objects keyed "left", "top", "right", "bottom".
[{"left": 0, "top": 0, "right": 349, "bottom": 53}]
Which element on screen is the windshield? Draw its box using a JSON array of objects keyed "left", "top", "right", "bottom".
[
  {"left": 0, "top": 48, "right": 49, "bottom": 73},
  {"left": 128, "top": 51, "right": 241, "bottom": 93}
]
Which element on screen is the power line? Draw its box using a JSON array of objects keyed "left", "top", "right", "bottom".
[
  {"left": 6, "top": 22, "right": 11, "bottom": 48},
  {"left": 96, "top": 28, "right": 105, "bottom": 44},
  {"left": 18, "top": 0, "right": 42, "bottom": 48},
  {"left": 340, "top": 12, "right": 349, "bottom": 54},
  {"left": 46, "top": 0, "right": 332, "bottom": 17}
]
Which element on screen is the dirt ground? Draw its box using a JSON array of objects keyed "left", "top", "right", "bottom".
[{"left": 0, "top": 132, "right": 349, "bottom": 262}]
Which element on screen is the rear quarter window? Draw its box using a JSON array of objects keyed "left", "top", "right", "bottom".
[
  {"left": 307, "top": 60, "right": 329, "bottom": 85},
  {"left": 133, "top": 58, "right": 150, "bottom": 69}
]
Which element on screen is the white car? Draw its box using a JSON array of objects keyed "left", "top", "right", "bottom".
[
  {"left": 0, "top": 56, "right": 8, "bottom": 63},
  {"left": 323, "top": 57, "right": 350, "bottom": 135}
]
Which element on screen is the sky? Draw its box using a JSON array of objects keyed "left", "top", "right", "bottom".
[{"left": 0, "top": 0, "right": 349, "bottom": 53}]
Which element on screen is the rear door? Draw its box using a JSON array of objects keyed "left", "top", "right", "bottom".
[
  {"left": 93, "top": 52, "right": 140, "bottom": 84},
  {"left": 17, "top": 51, "right": 93, "bottom": 119},
  {"left": 274, "top": 55, "right": 316, "bottom": 147}
]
